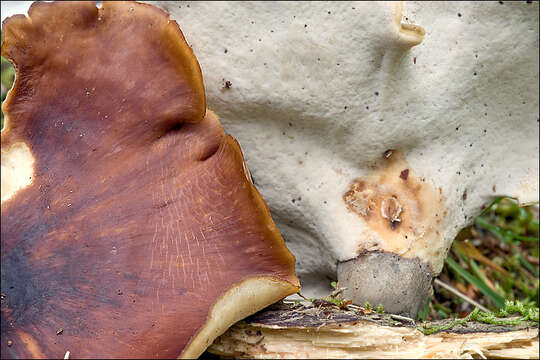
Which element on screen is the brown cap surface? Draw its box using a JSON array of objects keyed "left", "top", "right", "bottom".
[{"left": 1, "top": 1, "right": 299, "bottom": 358}]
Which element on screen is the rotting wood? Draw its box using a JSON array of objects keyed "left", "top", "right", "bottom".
[{"left": 208, "top": 302, "right": 539, "bottom": 359}]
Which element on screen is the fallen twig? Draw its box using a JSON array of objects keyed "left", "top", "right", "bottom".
[{"left": 434, "top": 278, "right": 489, "bottom": 313}]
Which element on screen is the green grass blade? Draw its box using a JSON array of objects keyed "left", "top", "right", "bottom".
[
  {"left": 479, "top": 197, "right": 504, "bottom": 216},
  {"left": 511, "top": 234, "right": 539, "bottom": 243},
  {"left": 476, "top": 216, "right": 507, "bottom": 242},
  {"left": 529, "top": 219, "right": 539, "bottom": 234},
  {"left": 445, "top": 257, "right": 506, "bottom": 308},
  {"left": 469, "top": 259, "right": 501, "bottom": 296},
  {"left": 476, "top": 217, "right": 539, "bottom": 277},
  {"left": 517, "top": 254, "right": 539, "bottom": 277}
]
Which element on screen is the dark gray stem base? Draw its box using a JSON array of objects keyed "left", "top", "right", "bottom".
[{"left": 337, "top": 251, "right": 433, "bottom": 318}]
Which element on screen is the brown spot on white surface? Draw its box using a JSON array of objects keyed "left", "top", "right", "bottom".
[
  {"left": 343, "top": 151, "right": 445, "bottom": 259},
  {"left": 400, "top": 169, "right": 409, "bottom": 180}
]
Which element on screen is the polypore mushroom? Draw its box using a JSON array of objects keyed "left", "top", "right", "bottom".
[
  {"left": 1, "top": 1, "right": 299, "bottom": 358},
  {"left": 153, "top": 1, "right": 539, "bottom": 317}
]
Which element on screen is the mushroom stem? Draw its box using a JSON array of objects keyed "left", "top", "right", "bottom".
[{"left": 337, "top": 251, "right": 433, "bottom": 318}]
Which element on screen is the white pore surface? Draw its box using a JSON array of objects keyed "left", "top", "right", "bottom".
[
  {"left": 1, "top": 1, "right": 34, "bottom": 21},
  {"left": 4, "top": 2, "right": 538, "bottom": 298}
]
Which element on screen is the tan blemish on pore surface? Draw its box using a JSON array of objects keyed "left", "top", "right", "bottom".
[
  {"left": 343, "top": 151, "right": 445, "bottom": 258},
  {"left": 393, "top": 2, "right": 425, "bottom": 46}
]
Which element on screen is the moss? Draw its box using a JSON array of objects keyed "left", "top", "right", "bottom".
[
  {"left": 418, "top": 317, "right": 467, "bottom": 335},
  {"left": 364, "top": 301, "right": 372, "bottom": 311},
  {"left": 417, "top": 301, "right": 538, "bottom": 335},
  {"left": 497, "top": 300, "right": 539, "bottom": 321}
]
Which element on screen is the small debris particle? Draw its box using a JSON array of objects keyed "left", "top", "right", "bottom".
[
  {"left": 292, "top": 199, "right": 296, "bottom": 203},
  {"left": 328, "top": 11, "right": 331, "bottom": 14},
  {"left": 224, "top": 48, "right": 228, "bottom": 53},
  {"left": 381, "top": 197, "right": 402, "bottom": 225},
  {"left": 383, "top": 149, "right": 393, "bottom": 159},
  {"left": 117, "top": 290, "right": 123, "bottom": 295},
  {"left": 366, "top": 105, "right": 369, "bottom": 110},
  {"left": 344, "top": 106, "right": 348, "bottom": 109},
  {"left": 374, "top": 91, "right": 379, "bottom": 96},
  {"left": 56, "top": 328, "right": 64, "bottom": 335},
  {"left": 473, "top": 72, "right": 477, "bottom": 76},
  {"left": 288, "top": 122, "right": 293, "bottom": 127},
  {"left": 400, "top": 169, "right": 409, "bottom": 180},
  {"left": 499, "top": 1, "right": 503, "bottom": 4},
  {"left": 462, "top": 190, "right": 467, "bottom": 201},
  {"left": 7, "top": 340, "right": 13, "bottom": 347},
  {"left": 492, "top": 185, "right": 497, "bottom": 192},
  {"left": 224, "top": 81, "right": 232, "bottom": 89},
  {"left": 457, "top": 13, "right": 462, "bottom": 17},
  {"left": 413, "top": 57, "right": 416, "bottom": 64}
]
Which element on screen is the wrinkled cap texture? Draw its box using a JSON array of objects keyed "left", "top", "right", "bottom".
[
  {"left": 152, "top": 1, "right": 539, "bottom": 301},
  {"left": 0, "top": 1, "right": 299, "bottom": 358}
]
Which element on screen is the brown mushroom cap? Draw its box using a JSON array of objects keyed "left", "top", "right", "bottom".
[{"left": 0, "top": 1, "right": 299, "bottom": 358}]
